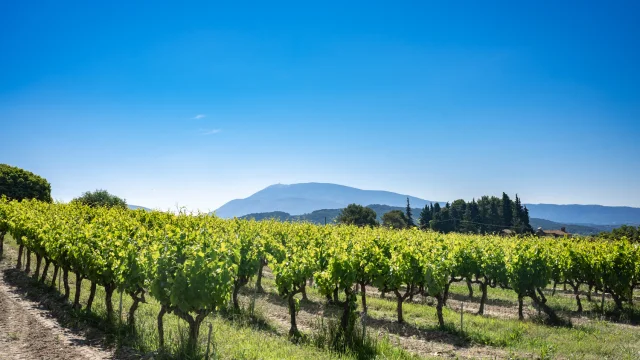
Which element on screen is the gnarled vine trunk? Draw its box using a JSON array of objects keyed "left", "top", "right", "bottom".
[
  {"left": 128, "top": 290, "right": 145, "bottom": 328},
  {"left": 173, "top": 308, "right": 210, "bottom": 352},
  {"left": 86, "top": 281, "right": 97, "bottom": 312},
  {"left": 360, "top": 281, "right": 368, "bottom": 314},
  {"left": 536, "top": 287, "right": 547, "bottom": 304},
  {"left": 25, "top": 249, "right": 31, "bottom": 273},
  {"left": 571, "top": 282, "right": 583, "bottom": 313},
  {"left": 288, "top": 292, "right": 300, "bottom": 338},
  {"left": 63, "top": 268, "right": 70, "bottom": 300},
  {"left": 611, "top": 292, "right": 624, "bottom": 311},
  {"left": 435, "top": 294, "right": 445, "bottom": 329},
  {"left": 255, "top": 258, "right": 266, "bottom": 293},
  {"left": 340, "top": 288, "right": 354, "bottom": 332},
  {"left": 394, "top": 291, "right": 404, "bottom": 323},
  {"left": 393, "top": 288, "right": 412, "bottom": 324},
  {"left": 33, "top": 254, "right": 42, "bottom": 279},
  {"left": 0, "top": 231, "right": 5, "bottom": 258},
  {"left": 50, "top": 264, "right": 59, "bottom": 288},
  {"left": 443, "top": 282, "right": 451, "bottom": 306},
  {"left": 517, "top": 294, "right": 524, "bottom": 320},
  {"left": 466, "top": 279, "right": 474, "bottom": 298},
  {"left": 232, "top": 277, "right": 248, "bottom": 311},
  {"left": 478, "top": 282, "right": 488, "bottom": 315},
  {"left": 73, "top": 273, "right": 83, "bottom": 309},
  {"left": 530, "top": 289, "right": 561, "bottom": 324},
  {"left": 158, "top": 306, "right": 168, "bottom": 349},
  {"left": 40, "top": 258, "right": 51, "bottom": 283},
  {"left": 16, "top": 244, "right": 24, "bottom": 269},
  {"left": 104, "top": 283, "right": 115, "bottom": 320}
]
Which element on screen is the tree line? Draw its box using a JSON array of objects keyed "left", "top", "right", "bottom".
[
  {"left": 338, "top": 193, "right": 533, "bottom": 234},
  {"left": 599, "top": 225, "right": 640, "bottom": 243}
]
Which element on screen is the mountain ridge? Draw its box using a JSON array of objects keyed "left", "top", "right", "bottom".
[
  {"left": 213, "top": 182, "right": 436, "bottom": 218},
  {"left": 214, "top": 182, "right": 640, "bottom": 226}
]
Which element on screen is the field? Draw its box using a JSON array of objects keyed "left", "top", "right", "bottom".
[
  {"left": 1, "top": 200, "right": 640, "bottom": 359},
  {"left": 1, "top": 233, "right": 639, "bottom": 359}
]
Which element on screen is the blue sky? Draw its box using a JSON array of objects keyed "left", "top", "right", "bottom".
[{"left": 1, "top": 1, "right": 639, "bottom": 210}]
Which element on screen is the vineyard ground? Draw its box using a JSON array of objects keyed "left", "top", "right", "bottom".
[
  {"left": 0, "top": 236, "right": 418, "bottom": 360},
  {"left": 255, "top": 268, "right": 640, "bottom": 359},
  {"left": 250, "top": 268, "right": 515, "bottom": 359},
  {"left": 0, "top": 250, "right": 113, "bottom": 359},
  {"left": 2, "top": 234, "right": 640, "bottom": 359}
]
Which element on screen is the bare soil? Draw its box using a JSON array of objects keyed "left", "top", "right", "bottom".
[{"left": 0, "top": 250, "right": 113, "bottom": 360}]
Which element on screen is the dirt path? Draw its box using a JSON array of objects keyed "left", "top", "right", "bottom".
[{"left": 0, "top": 254, "right": 113, "bottom": 360}]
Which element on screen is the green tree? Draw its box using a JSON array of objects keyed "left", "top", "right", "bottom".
[
  {"left": 72, "top": 189, "right": 127, "bottom": 209},
  {"left": 522, "top": 206, "right": 533, "bottom": 233},
  {"left": 0, "top": 164, "right": 52, "bottom": 202},
  {"left": 418, "top": 204, "right": 432, "bottom": 230},
  {"left": 601, "top": 225, "right": 640, "bottom": 242},
  {"left": 461, "top": 199, "right": 479, "bottom": 233},
  {"left": 336, "top": 204, "right": 378, "bottom": 227},
  {"left": 431, "top": 207, "right": 454, "bottom": 233},
  {"left": 382, "top": 210, "right": 408, "bottom": 229},
  {"left": 0, "top": 164, "right": 52, "bottom": 257},
  {"left": 502, "top": 193, "right": 513, "bottom": 228},
  {"left": 450, "top": 199, "right": 466, "bottom": 231},
  {"left": 433, "top": 202, "right": 441, "bottom": 214},
  {"left": 405, "top": 197, "right": 415, "bottom": 227},
  {"left": 512, "top": 194, "right": 533, "bottom": 234},
  {"left": 489, "top": 198, "right": 501, "bottom": 228}
]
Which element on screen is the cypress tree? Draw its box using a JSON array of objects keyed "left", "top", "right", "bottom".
[
  {"left": 522, "top": 206, "right": 533, "bottom": 233},
  {"left": 502, "top": 192, "right": 513, "bottom": 228},
  {"left": 512, "top": 194, "right": 525, "bottom": 233},
  {"left": 405, "top": 197, "right": 415, "bottom": 227},
  {"left": 463, "top": 199, "right": 480, "bottom": 233}
]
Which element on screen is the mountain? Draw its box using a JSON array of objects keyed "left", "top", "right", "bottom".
[
  {"left": 525, "top": 204, "right": 640, "bottom": 226},
  {"left": 214, "top": 183, "right": 435, "bottom": 218},
  {"left": 216, "top": 182, "right": 640, "bottom": 226}
]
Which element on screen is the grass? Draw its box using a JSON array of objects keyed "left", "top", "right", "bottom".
[
  {"left": 364, "top": 292, "right": 640, "bottom": 359},
  {"left": 0, "top": 235, "right": 422, "bottom": 360},
  {"left": 447, "top": 281, "right": 640, "bottom": 324},
  {"left": 257, "top": 272, "right": 640, "bottom": 360}
]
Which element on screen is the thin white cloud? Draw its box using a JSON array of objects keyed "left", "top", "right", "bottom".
[
  {"left": 193, "top": 114, "right": 206, "bottom": 119},
  {"left": 202, "top": 129, "right": 222, "bottom": 135}
]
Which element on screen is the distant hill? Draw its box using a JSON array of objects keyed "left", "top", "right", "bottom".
[
  {"left": 528, "top": 218, "right": 614, "bottom": 235},
  {"left": 214, "top": 183, "right": 436, "bottom": 218},
  {"left": 128, "top": 205, "right": 151, "bottom": 211},
  {"left": 217, "top": 182, "right": 640, "bottom": 226},
  {"left": 525, "top": 204, "right": 640, "bottom": 226}
]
